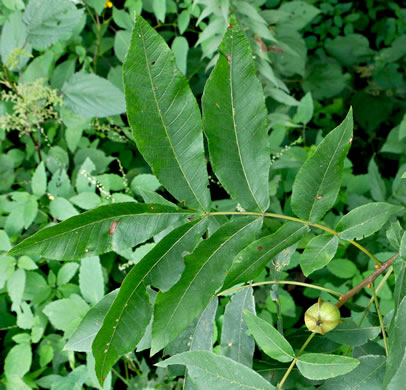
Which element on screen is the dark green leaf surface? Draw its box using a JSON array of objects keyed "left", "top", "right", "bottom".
[
  {"left": 202, "top": 22, "right": 270, "bottom": 212},
  {"left": 223, "top": 222, "right": 309, "bottom": 289},
  {"left": 325, "top": 319, "right": 380, "bottom": 347},
  {"left": 383, "top": 297, "right": 406, "bottom": 389},
  {"left": 156, "top": 351, "right": 275, "bottom": 390},
  {"left": 291, "top": 108, "right": 353, "bottom": 222},
  {"left": 221, "top": 288, "right": 255, "bottom": 367},
  {"left": 123, "top": 15, "right": 210, "bottom": 211},
  {"left": 335, "top": 202, "right": 403, "bottom": 240},
  {"left": 244, "top": 311, "right": 294, "bottom": 363},
  {"left": 319, "top": 355, "right": 385, "bottom": 390},
  {"left": 92, "top": 219, "right": 207, "bottom": 384},
  {"left": 297, "top": 353, "right": 359, "bottom": 380},
  {"left": 9, "top": 203, "right": 196, "bottom": 260},
  {"left": 151, "top": 217, "right": 263, "bottom": 354},
  {"left": 65, "top": 290, "right": 118, "bottom": 352},
  {"left": 300, "top": 235, "right": 339, "bottom": 276}
]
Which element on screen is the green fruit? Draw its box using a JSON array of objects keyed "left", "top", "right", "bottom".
[{"left": 304, "top": 298, "right": 341, "bottom": 335}]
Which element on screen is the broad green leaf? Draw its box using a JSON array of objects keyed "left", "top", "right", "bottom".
[
  {"left": 156, "top": 351, "right": 275, "bottom": 390},
  {"left": 123, "top": 15, "right": 210, "bottom": 211},
  {"left": 294, "top": 92, "right": 313, "bottom": 124},
  {"left": 368, "top": 158, "right": 386, "bottom": 201},
  {"left": 131, "top": 174, "right": 161, "bottom": 194},
  {"left": 202, "top": 21, "right": 270, "bottom": 212},
  {"left": 49, "top": 198, "right": 79, "bottom": 221},
  {"left": 79, "top": 256, "right": 104, "bottom": 305},
  {"left": 319, "top": 355, "right": 385, "bottom": 390},
  {"left": 152, "top": 0, "right": 166, "bottom": 22},
  {"left": 327, "top": 259, "right": 358, "bottom": 279},
  {"left": 325, "top": 319, "right": 380, "bottom": 346},
  {"left": 386, "top": 221, "right": 403, "bottom": 250},
  {"left": 57, "top": 263, "right": 79, "bottom": 286},
  {"left": 171, "top": 36, "right": 188, "bottom": 75},
  {"left": 0, "top": 231, "right": 12, "bottom": 252},
  {"left": 114, "top": 30, "right": 131, "bottom": 63},
  {"left": 62, "top": 73, "right": 126, "bottom": 118},
  {"left": 223, "top": 222, "right": 309, "bottom": 289},
  {"left": 31, "top": 161, "right": 47, "bottom": 197},
  {"left": 383, "top": 297, "right": 406, "bottom": 389},
  {"left": 93, "top": 219, "right": 208, "bottom": 385},
  {"left": 0, "top": 11, "right": 32, "bottom": 71},
  {"left": 151, "top": 217, "right": 263, "bottom": 355},
  {"left": 178, "top": 10, "right": 190, "bottom": 34},
  {"left": 7, "top": 268, "right": 25, "bottom": 309},
  {"left": 43, "top": 294, "right": 89, "bottom": 337},
  {"left": 221, "top": 288, "right": 255, "bottom": 367},
  {"left": 393, "top": 262, "right": 406, "bottom": 314},
  {"left": 4, "top": 343, "right": 32, "bottom": 379},
  {"left": 279, "top": 1, "right": 320, "bottom": 30},
  {"left": 300, "top": 235, "right": 338, "bottom": 276},
  {"left": 335, "top": 202, "right": 403, "bottom": 240},
  {"left": 69, "top": 193, "right": 101, "bottom": 210},
  {"left": 9, "top": 203, "right": 196, "bottom": 260},
  {"left": 243, "top": 311, "right": 294, "bottom": 363},
  {"left": 65, "top": 290, "right": 118, "bottom": 352},
  {"left": 50, "top": 365, "right": 88, "bottom": 390},
  {"left": 291, "top": 108, "right": 353, "bottom": 223},
  {"left": 297, "top": 353, "right": 359, "bottom": 380},
  {"left": 23, "top": 0, "right": 83, "bottom": 50},
  {"left": 86, "top": 0, "right": 105, "bottom": 15}
]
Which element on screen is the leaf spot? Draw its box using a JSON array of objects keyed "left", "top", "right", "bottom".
[
  {"left": 257, "top": 246, "right": 263, "bottom": 251},
  {"left": 316, "top": 195, "right": 323, "bottom": 200}
]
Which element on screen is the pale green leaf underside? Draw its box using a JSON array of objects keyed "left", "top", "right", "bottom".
[
  {"left": 202, "top": 22, "right": 270, "bottom": 212},
  {"left": 92, "top": 219, "right": 208, "bottom": 385},
  {"left": 244, "top": 311, "right": 294, "bottom": 363},
  {"left": 297, "top": 353, "right": 359, "bottom": 380},
  {"left": 9, "top": 203, "right": 196, "bottom": 260},
  {"left": 151, "top": 217, "right": 263, "bottom": 355},
  {"left": 157, "top": 351, "right": 275, "bottom": 390},
  {"left": 291, "top": 108, "right": 353, "bottom": 223},
  {"left": 335, "top": 202, "right": 403, "bottom": 240},
  {"left": 123, "top": 15, "right": 210, "bottom": 211},
  {"left": 221, "top": 288, "right": 255, "bottom": 367}
]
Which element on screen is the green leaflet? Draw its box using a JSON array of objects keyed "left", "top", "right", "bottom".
[
  {"left": 291, "top": 108, "right": 353, "bottom": 223},
  {"left": 156, "top": 351, "right": 275, "bottom": 390},
  {"left": 335, "top": 202, "right": 403, "bottom": 240},
  {"left": 9, "top": 203, "right": 196, "bottom": 260},
  {"left": 223, "top": 222, "right": 309, "bottom": 289},
  {"left": 151, "top": 216, "right": 263, "bottom": 355},
  {"left": 300, "top": 235, "right": 339, "bottom": 276},
  {"left": 202, "top": 21, "right": 270, "bottom": 212},
  {"left": 243, "top": 311, "right": 294, "bottom": 363},
  {"left": 123, "top": 15, "right": 210, "bottom": 212},
  {"left": 92, "top": 218, "right": 208, "bottom": 385},
  {"left": 297, "top": 353, "right": 359, "bottom": 380},
  {"left": 221, "top": 288, "right": 255, "bottom": 367}
]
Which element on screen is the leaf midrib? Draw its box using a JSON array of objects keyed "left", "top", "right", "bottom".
[{"left": 228, "top": 34, "right": 264, "bottom": 213}]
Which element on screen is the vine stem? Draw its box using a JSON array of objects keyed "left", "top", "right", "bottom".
[
  {"left": 336, "top": 254, "right": 397, "bottom": 308},
  {"left": 277, "top": 332, "right": 316, "bottom": 390},
  {"left": 207, "top": 211, "right": 382, "bottom": 266},
  {"left": 217, "top": 280, "right": 342, "bottom": 298},
  {"left": 371, "top": 282, "right": 389, "bottom": 355}
]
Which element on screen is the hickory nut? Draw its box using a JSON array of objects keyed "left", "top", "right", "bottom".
[{"left": 304, "top": 298, "right": 341, "bottom": 335}]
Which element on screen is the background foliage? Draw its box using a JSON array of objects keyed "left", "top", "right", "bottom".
[{"left": 1, "top": 0, "right": 406, "bottom": 389}]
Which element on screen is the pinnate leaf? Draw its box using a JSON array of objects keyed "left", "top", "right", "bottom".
[
  {"left": 244, "top": 311, "right": 294, "bottom": 363},
  {"left": 151, "top": 217, "right": 263, "bottom": 355},
  {"left": 335, "top": 202, "right": 403, "bottom": 240},
  {"left": 291, "top": 108, "right": 353, "bottom": 222},
  {"left": 202, "top": 20, "right": 270, "bottom": 212},
  {"left": 297, "top": 353, "right": 359, "bottom": 380},
  {"left": 9, "top": 203, "right": 197, "bottom": 260},
  {"left": 93, "top": 219, "right": 208, "bottom": 385},
  {"left": 124, "top": 15, "right": 210, "bottom": 211}
]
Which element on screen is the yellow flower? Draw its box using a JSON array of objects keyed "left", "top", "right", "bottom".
[{"left": 104, "top": 0, "right": 113, "bottom": 8}]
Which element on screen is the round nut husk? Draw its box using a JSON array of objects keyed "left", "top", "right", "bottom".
[{"left": 304, "top": 298, "right": 341, "bottom": 335}]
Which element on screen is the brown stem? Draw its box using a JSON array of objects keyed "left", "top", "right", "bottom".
[
  {"left": 29, "top": 132, "right": 42, "bottom": 162},
  {"left": 336, "top": 253, "right": 398, "bottom": 308}
]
